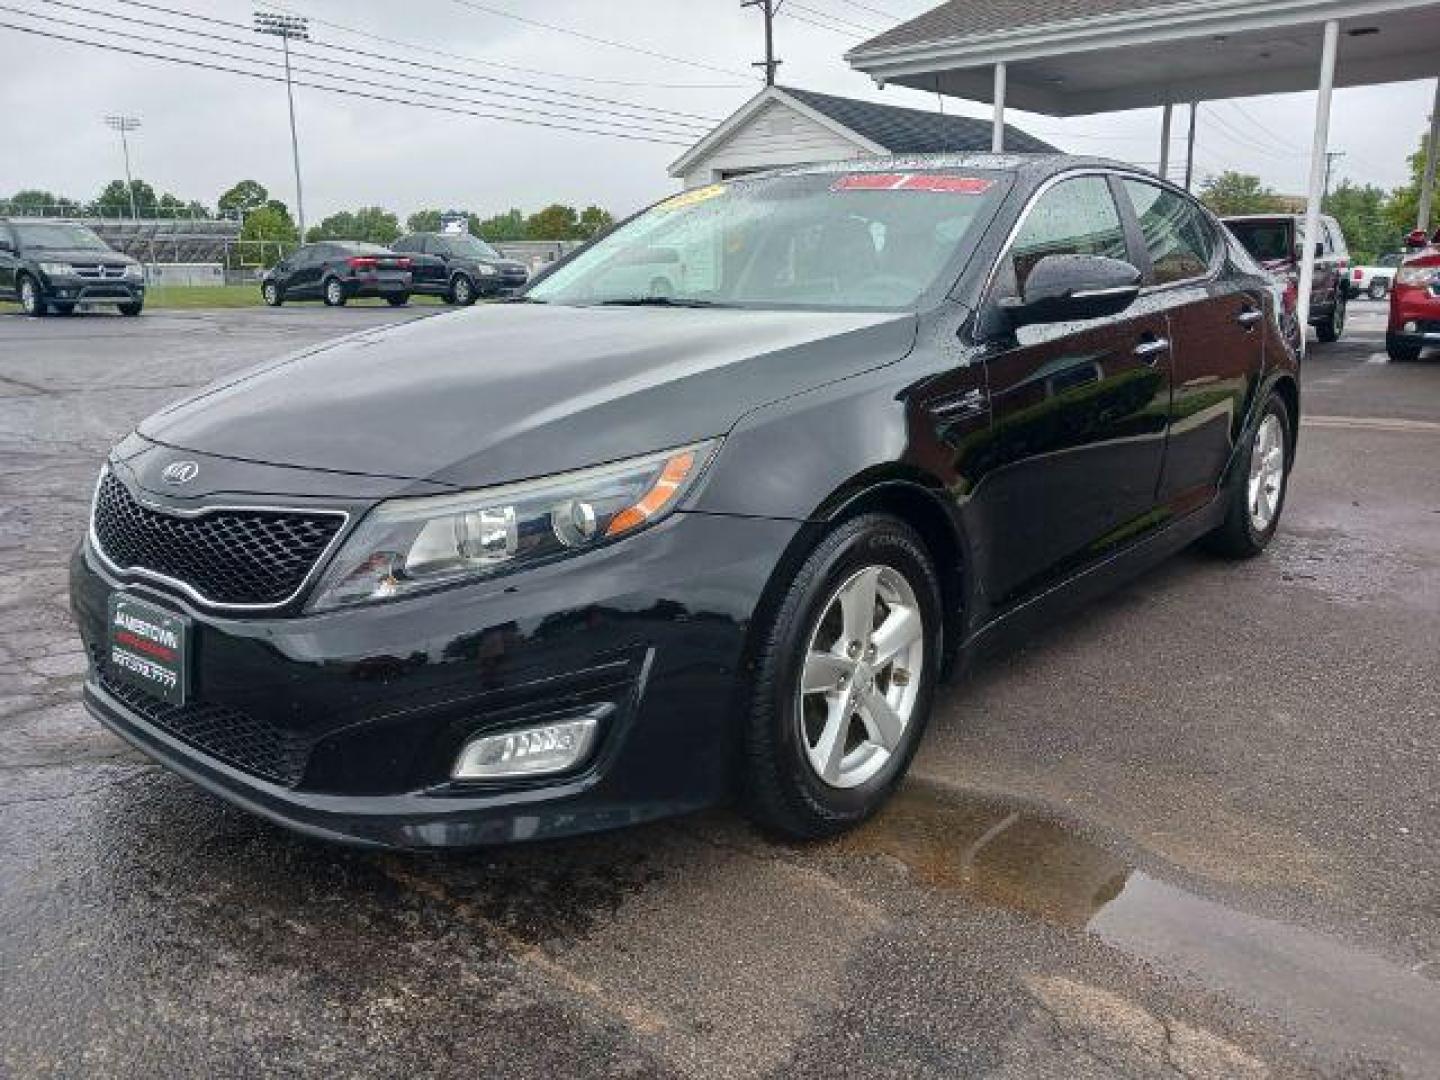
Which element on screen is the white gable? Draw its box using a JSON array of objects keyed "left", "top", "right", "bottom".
[{"left": 674, "top": 98, "right": 875, "bottom": 189}]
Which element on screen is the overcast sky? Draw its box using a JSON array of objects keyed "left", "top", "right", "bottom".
[{"left": 0, "top": 0, "right": 1432, "bottom": 223}]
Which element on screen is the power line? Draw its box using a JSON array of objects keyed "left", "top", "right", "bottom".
[
  {"left": 443, "top": 0, "right": 752, "bottom": 79},
  {"left": 825, "top": 0, "right": 904, "bottom": 20},
  {"left": 5, "top": 2, "right": 712, "bottom": 137},
  {"left": 100, "top": 0, "right": 721, "bottom": 127},
  {"left": 1220, "top": 100, "right": 1305, "bottom": 156},
  {"left": 786, "top": 1, "right": 885, "bottom": 34},
  {"left": 258, "top": 0, "right": 743, "bottom": 90},
  {"left": 779, "top": 7, "right": 864, "bottom": 38},
  {"left": 0, "top": 19, "right": 696, "bottom": 145}
]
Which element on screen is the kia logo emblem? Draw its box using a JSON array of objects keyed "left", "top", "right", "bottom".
[{"left": 161, "top": 461, "right": 199, "bottom": 485}]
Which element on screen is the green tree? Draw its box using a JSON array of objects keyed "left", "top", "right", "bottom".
[
  {"left": 306, "top": 206, "right": 401, "bottom": 245},
  {"left": 1323, "top": 182, "right": 1390, "bottom": 263},
  {"left": 1198, "top": 171, "right": 1283, "bottom": 216},
  {"left": 3, "top": 189, "right": 81, "bottom": 215},
  {"left": 576, "top": 205, "right": 615, "bottom": 240},
  {"left": 1382, "top": 132, "right": 1433, "bottom": 241},
  {"left": 473, "top": 208, "right": 527, "bottom": 241},
  {"left": 95, "top": 178, "right": 158, "bottom": 217},
  {"left": 406, "top": 209, "right": 445, "bottom": 233},
  {"left": 239, "top": 203, "right": 299, "bottom": 266},
  {"left": 525, "top": 203, "right": 580, "bottom": 240},
  {"left": 217, "top": 180, "right": 270, "bottom": 217}
]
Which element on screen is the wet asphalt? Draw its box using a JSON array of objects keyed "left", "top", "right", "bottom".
[{"left": 0, "top": 299, "right": 1436, "bottom": 1079}]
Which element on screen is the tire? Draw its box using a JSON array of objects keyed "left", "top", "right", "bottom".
[
  {"left": 386, "top": 293, "right": 410, "bottom": 307},
  {"left": 52, "top": 302, "right": 76, "bottom": 316},
  {"left": 117, "top": 302, "right": 143, "bottom": 317},
  {"left": 17, "top": 274, "right": 47, "bottom": 317},
  {"left": 1315, "top": 289, "right": 1345, "bottom": 342},
  {"left": 1367, "top": 280, "right": 1388, "bottom": 301},
  {"left": 648, "top": 275, "right": 674, "bottom": 298},
  {"left": 261, "top": 281, "right": 283, "bottom": 306},
  {"left": 1202, "top": 391, "right": 1292, "bottom": 559},
  {"left": 450, "top": 274, "right": 476, "bottom": 306},
  {"left": 1387, "top": 340, "right": 1421, "bottom": 363},
  {"left": 322, "top": 277, "right": 347, "bottom": 307},
  {"left": 741, "top": 514, "right": 942, "bottom": 840}
]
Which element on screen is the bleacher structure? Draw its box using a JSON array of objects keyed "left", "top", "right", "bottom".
[{"left": 0, "top": 204, "right": 290, "bottom": 277}]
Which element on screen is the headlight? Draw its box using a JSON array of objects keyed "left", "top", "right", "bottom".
[
  {"left": 1396, "top": 266, "right": 1438, "bottom": 287},
  {"left": 123, "top": 263, "right": 144, "bottom": 280},
  {"left": 38, "top": 261, "right": 74, "bottom": 277},
  {"left": 308, "top": 441, "right": 717, "bottom": 611},
  {"left": 476, "top": 264, "right": 497, "bottom": 276}
]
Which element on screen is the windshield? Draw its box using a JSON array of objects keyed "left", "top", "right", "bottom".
[
  {"left": 528, "top": 170, "right": 1007, "bottom": 311},
  {"left": 444, "top": 234, "right": 500, "bottom": 259},
  {"left": 12, "top": 222, "right": 111, "bottom": 251},
  {"left": 1226, "top": 220, "right": 1294, "bottom": 263}
]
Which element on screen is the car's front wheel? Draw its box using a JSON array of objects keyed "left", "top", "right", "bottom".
[
  {"left": 386, "top": 293, "right": 410, "bottom": 307},
  {"left": 450, "top": 274, "right": 476, "bottom": 306},
  {"left": 262, "top": 281, "right": 283, "bottom": 306},
  {"left": 117, "top": 301, "right": 143, "bottom": 317},
  {"left": 742, "top": 514, "right": 941, "bottom": 839},
  {"left": 1203, "top": 390, "right": 1292, "bottom": 558},
  {"left": 17, "top": 274, "right": 47, "bottom": 317},
  {"left": 1367, "top": 279, "right": 1388, "bottom": 300},
  {"left": 322, "top": 277, "right": 347, "bottom": 307}
]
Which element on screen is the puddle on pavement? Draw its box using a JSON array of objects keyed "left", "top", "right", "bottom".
[{"left": 833, "top": 779, "right": 1440, "bottom": 1074}]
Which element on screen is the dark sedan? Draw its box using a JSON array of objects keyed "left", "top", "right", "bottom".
[
  {"left": 72, "top": 156, "right": 1298, "bottom": 848},
  {"left": 261, "top": 241, "right": 412, "bottom": 307},
  {"left": 391, "top": 231, "right": 528, "bottom": 304}
]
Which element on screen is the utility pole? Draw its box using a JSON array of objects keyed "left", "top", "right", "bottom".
[
  {"left": 742, "top": 0, "right": 780, "bottom": 85},
  {"left": 1323, "top": 150, "right": 1346, "bottom": 198},
  {"left": 1183, "top": 102, "right": 1198, "bottom": 192},
  {"left": 254, "top": 12, "right": 309, "bottom": 240},
  {"left": 1419, "top": 78, "right": 1439, "bottom": 233},
  {"left": 103, "top": 115, "right": 142, "bottom": 219}
]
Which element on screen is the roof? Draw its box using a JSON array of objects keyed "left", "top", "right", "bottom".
[
  {"left": 668, "top": 84, "right": 1055, "bottom": 177},
  {"left": 846, "top": 0, "right": 1440, "bottom": 116},
  {"left": 777, "top": 86, "right": 1056, "bottom": 154},
  {"left": 851, "top": 0, "right": 1182, "bottom": 54}
]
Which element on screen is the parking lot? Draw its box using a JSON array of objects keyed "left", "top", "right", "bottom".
[{"left": 1, "top": 300, "right": 1437, "bottom": 1078}]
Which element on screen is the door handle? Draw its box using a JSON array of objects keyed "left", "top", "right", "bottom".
[
  {"left": 1236, "top": 308, "right": 1263, "bottom": 328},
  {"left": 1133, "top": 337, "right": 1170, "bottom": 363}
]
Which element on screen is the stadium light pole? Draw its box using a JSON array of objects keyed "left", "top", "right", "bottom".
[
  {"left": 254, "top": 11, "right": 309, "bottom": 240},
  {"left": 103, "top": 115, "right": 142, "bottom": 219}
]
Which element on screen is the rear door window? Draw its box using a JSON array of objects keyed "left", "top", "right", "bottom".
[{"left": 1120, "top": 180, "right": 1215, "bottom": 285}]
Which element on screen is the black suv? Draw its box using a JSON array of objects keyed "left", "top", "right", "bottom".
[
  {"left": 261, "top": 242, "right": 413, "bottom": 307},
  {"left": 391, "top": 231, "right": 528, "bottom": 305},
  {"left": 0, "top": 219, "right": 145, "bottom": 317}
]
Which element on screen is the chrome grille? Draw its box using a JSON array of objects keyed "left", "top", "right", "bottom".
[{"left": 91, "top": 470, "right": 345, "bottom": 608}]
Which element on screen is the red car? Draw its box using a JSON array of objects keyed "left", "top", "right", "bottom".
[{"left": 1386, "top": 230, "right": 1440, "bottom": 363}]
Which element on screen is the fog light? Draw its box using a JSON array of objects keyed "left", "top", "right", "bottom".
[
  {"left": 453, "top": 714, "right": 600, "bottom": 779},
  {"left": 1404, "top": 321, "right": 1418, "bottom": 333}
]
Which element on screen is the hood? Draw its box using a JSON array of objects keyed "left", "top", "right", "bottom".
[
  {"left": 33, "top": 248, "right": 134, "bottom": 265},
  {"left": 140, "top": 304, "right": 917, "bottom": 489}
]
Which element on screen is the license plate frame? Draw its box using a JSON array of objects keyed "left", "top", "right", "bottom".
[{"left": 107, "top": 593, "right": 189, "bottom": 706}]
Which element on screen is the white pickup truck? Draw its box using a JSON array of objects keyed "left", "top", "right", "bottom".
[{"left": 1350, "top": 253, "right": 1404, "bottom": 299}]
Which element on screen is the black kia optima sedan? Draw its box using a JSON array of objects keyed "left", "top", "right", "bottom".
[{"left": 71, "top": 155, "right": 1299, "bottom": 848}]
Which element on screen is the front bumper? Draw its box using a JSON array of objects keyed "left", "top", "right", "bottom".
[
  {"left": 42, "top": 275, "right": 144, "bottom": 304},
  {"left": 71, "top": 510, "right": 801, "bottom": 848}
]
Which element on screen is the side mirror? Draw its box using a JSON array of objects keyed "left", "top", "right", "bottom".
[
  {"left": 1000, "top": 254, "right": 1141, "bottom": 329},
  {"left": 0, "top": 238, "right": 13, "bottom": 254}
]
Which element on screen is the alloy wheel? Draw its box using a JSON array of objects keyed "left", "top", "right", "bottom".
[
  {"left": 325, "top": 279, "right": 344, "bottom": 306},
  {"left": 453, "top": 276, "right": 473, "bottom": 305},
  {"left": 19, "top": 277, "right": 38, "bottom": 314},
  {"left": 1248, "top": 414, "right": 1286, "bottom": 532},
  {"left": 797, "top": 564, "right": 925, "bottom": 789}
]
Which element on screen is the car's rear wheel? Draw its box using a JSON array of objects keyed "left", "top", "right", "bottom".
[
  {"left": 262, "top": 281, "right": 283, "bottom": 306},
  {"left": 323, "top": 277, "right": 347, "bottom": 307},
  {"left": 1203, "top": 390, "right": 1291, "bottom": 558},
  {"left": 52, "top": 302, "right": 75, "bottom": 316},
  {"left": 1387, "top": 340, "right": 1421, "bottom": 363},
  {"left": 386, "top": 293, "right": 410, "bottom": 307},
  {"left": 450, "top": 274, "right": 476, "bottom": 306},
  {"left": 1316, "top": 289, "right": 1346, "bottom": 342},
  {"left": 742, "top": 514, "right": 941, "bottom": 839},
  {"left": 117, "top": 301, "right": 143, "bottom": 317},
  {"left": 1367, "top": 280, "right": 1388, "bottom": 300},
  {"left": 17, "top": 274, "right": 47, "bottom": 317}
]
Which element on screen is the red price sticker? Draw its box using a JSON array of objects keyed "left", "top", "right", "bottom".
[{"left": 831, "top": 173, "right": 994, "bottom": 194}]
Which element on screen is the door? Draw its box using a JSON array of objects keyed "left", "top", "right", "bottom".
[
  {"left": 0, "top": 224, "right": 17, "bottom": 294},
  {"left": 1118, "top": 179, "right": 1265, "bottom": 510},
  {"left": 420, "top": 235, "right": 449, "bottom": 289},
  {"left": 968, "top": 174, "right": 1172, "bottom": 606},
  {"left": 289, "top": 245, "right": 326, "bottom": 297}
]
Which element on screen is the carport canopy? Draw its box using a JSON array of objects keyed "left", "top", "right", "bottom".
[{"left": 846, "top": 0, "right": 1440, "bottom": 350}]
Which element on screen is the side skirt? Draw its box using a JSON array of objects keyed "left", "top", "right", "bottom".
[{"left": 956, "top": 493, "right": 1228, "bottom": 673}]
